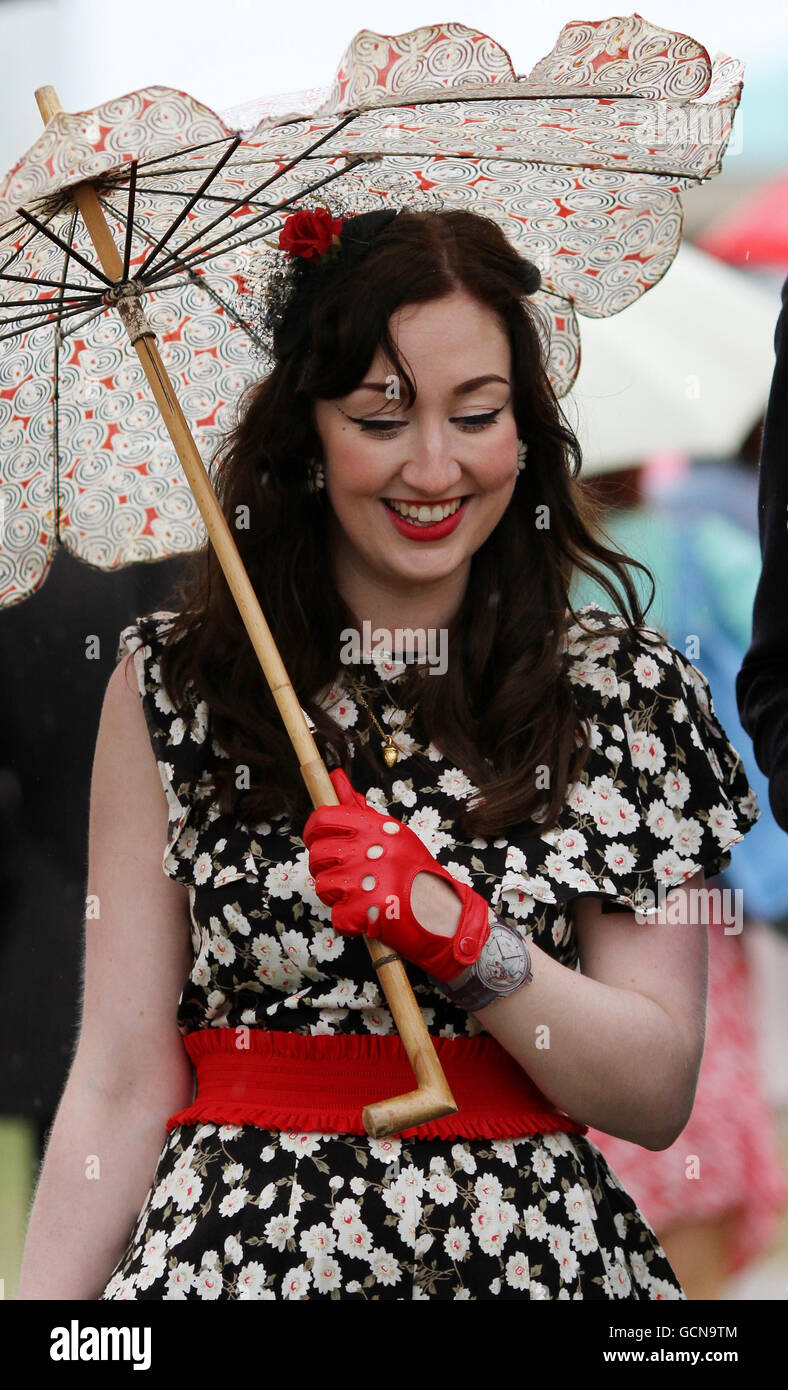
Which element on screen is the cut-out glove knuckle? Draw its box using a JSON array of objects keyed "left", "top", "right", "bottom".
[{"left": 302, "top": 767, "right": 490, "bottom": 982}]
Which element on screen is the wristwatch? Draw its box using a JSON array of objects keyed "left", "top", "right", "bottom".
[{"left": 437, "top": 908, "right": 534, "bottom": 1011}]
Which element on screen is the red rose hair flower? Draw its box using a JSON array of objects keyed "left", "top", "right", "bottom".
[{"left": 278, "top": 207, "right": 345, "bottom": 262}]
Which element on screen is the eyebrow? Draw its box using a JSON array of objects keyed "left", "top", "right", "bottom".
[{"left": 351, "top": 374, "right": 510, "bottom": 397}]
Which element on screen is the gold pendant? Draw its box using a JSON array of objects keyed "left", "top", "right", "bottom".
[{"left": 383, "top": 740, "right": 399, "bottom": 768}]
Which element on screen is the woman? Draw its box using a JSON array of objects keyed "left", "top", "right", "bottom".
[{"left": 17, "top": 207, "right": 759, "bottom": 1300}]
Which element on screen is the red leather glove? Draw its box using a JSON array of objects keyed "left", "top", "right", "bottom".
[{"left": 302, "top": 768, "right": 491, "bottom": 983}]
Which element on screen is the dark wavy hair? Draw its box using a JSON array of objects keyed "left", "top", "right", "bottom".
[{"left": 150, "top": 208, "right": 659, "bottom": 838}]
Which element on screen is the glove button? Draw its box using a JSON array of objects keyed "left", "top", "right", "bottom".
[{"left": 458, "top": 935, "right": 476, "bottom": 958}]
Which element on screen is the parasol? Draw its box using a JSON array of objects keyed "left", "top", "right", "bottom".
[{"left": 0, "top": 17, "right": 743, "bottom": 1135}]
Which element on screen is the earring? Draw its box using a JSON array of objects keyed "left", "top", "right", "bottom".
[
  {"left": 517, "top": 439, "right": 528, "bottom": 473},
  {"left": 306, "top": 458, "right": 325, "bottom": 493}
]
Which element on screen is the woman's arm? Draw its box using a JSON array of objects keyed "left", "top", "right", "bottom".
[
  {"left": 415, "top": 869, "right": 708, "bottom": 1150},
  {"left": 17, "top": 654, "right": 194, "bottom": 1299}
]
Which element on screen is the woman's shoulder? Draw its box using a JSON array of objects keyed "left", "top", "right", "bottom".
[
  {"left": 496, "top": 601, "right": 761, "bottom": 911},
  {"left": 563, "top": 602, "right": 709, "bottom": 711},
  {"left": 116, "top": 608, "right": 180, "bottom": 665}
]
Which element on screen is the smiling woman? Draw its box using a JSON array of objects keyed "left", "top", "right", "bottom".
[{"left": 18, "top": 207, "right": 760, "bottom": 1302}]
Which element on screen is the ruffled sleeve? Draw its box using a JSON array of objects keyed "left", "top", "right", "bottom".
[
  {"left": 494, "top": 606, "right": 761, "bottom": 921},
  {"left": 116, "top": 610, "right": 224, "bottom": 888}
]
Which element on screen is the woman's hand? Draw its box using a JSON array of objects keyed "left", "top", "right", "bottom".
[{"left": 302, "top": 768, "right": 491, "bottom": 983}]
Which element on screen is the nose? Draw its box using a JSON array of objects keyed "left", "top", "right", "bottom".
[{"left": 396, "top": 427, "right": 464, "bottom": 498}]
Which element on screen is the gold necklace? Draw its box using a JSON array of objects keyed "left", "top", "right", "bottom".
[{"left": 347, "top": 673, "right": 421, "bottom": 768}]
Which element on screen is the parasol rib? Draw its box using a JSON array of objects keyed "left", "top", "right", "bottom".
[{"left": 33, "top": 84, "right": 457, "bottom": 1141}]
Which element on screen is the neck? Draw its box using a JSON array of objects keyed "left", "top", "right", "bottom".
[{"left": 330, "top": 542, "right": 469, "bottom": 663}]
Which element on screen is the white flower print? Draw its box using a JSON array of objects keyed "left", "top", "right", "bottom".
[
  {"left": 170, "top": 1167, "right": 203, "bottom": 1213},
  {"left": 663, "top": 768, "right": 691, "bottom": 809},
  {"left": 404, "top": 804, "right": 455, "bottom": 854},
  {"left": 564, "top": 1183, "right": 596, "bottom": 1225},
  {"left": 603, "top": 1248, "right": 632, "bottom": 1298},
  {"left": 281, "top": 1264, "right": 312, "bottom": 1299},
  {"left": 312, "top": 1256, "right": 342, "bottom": 1293},
  {"left": 367, "top": 1135, "right": 402, "bottom": 1165},
  {"left": 279, "top": 929, "right": 312, "bottom": 972},
  {"left": 264, "top": 1214, "right": 295, "bottom": 1252},
  {"left": 474, "top": 1173, "right": 503, "bottom": 1205},
  {"left": 225, "top": 1235, "right": 243, "bottom": 1266},
  {"left": 603, "top": 842, "right": 636, "bottom": 875},
  {"left": 425, "top": 1171, "right": 458, "bottom": 1205},
  {"left": 490, "top": 1140, "right": 518, "bottom": 1167},
  {"left": 571, "top": 1224, "right": 599, "bottom": 1256},
  {"left": 632, "top": 653, "right": 662, "bottom": 688},
  {"left": 470, "top": 1204, "right": 502, "bottom": 1255},
  {"left": 451, "top": 1143, "right": 477, "bottom": 1174},
  {"left": 237, "top": 1262, "right": 269, "bottom": 1298},
  {"left": 361, "top": 1007, "right": 394, "bottom": 1035},
  {"left": 175, "top": 825, "right": 197, "bottom": 860},
  {"left": 444, "top": 1227, "right": 471, "bottom": 1260},
  {"left": 362, "top": 786, "right": 389, "bottom": 814},
  {"left": 645, "top": 1274, "right": 683, "bottom": 1300},
  {"left": 300, "top": 1223, "right": 336, "bottom": 1258},
  {"left": 223, "top": 902, "right": 251, "bottom": 935},
  {"left": 390, "top": 778, "right": 418, "bottom": 807},
  {"left": 531, "top": 1147, "right": 556, "bottom": 1182},
  {"left": 279, "top": 1132, "right": 322, "bottom": 1157},
  {"left": 653, "top": 849, "right": 700, "bottom": 887},
  {"left": 195, "top": 1265, "right": 223, "bottom": 1299},
  {"left": 193, "top": 852, "right": 213, "bottom": 886},
  {"left": 165, "top": 1262, "right": 196, "bottom": 1297},
  {"left": 311, "top": 926, "right": 344, "bottom": 963},
  {"left": 587, "top": 664, "right": 618, "bottom": 699},
  {"left": 218, "top": 1187, "right": 249, "bottom": 1218},
  {"left": 369, "top": 1249, "right": 402, "bottom": 1286},
  {"left": 265, "top": 860, "right": 299, "bottom": 900},
  {"left": 646, "top": 798, "right": 676, "bottom": 840},
  {"left": 505, "top": 1252, "right": 530, "bottom": 1291},
  {"left": 167, "top": 1215, "right": 197, "bottom": 1248},
  {"left": 627, "top": 722, "right": 666, "bottom": 776},
  {"left": 444, "top": 861, "right": 474, "bottom": 888},
  {"left": 437, "top": 768, "right": 477, "bottom": 800},
  {"left": 521, "top": 1205, "right": 549, "bottom": 1241},
  {"left": 708, "top": 803, "right": 738, "bottom": 845},
  {"left": 671, "top": 816, "right": 703, "bottom": 857}
]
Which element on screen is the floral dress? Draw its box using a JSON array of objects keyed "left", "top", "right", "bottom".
[{"left": 99, "top": 603, "right": 759, "bottom": 1301}]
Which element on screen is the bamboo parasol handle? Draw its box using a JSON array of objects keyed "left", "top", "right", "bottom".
[{"left": 35, "top": 86, "right": 457, "bottom": 1138}]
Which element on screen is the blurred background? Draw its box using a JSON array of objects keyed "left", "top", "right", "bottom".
[{"left": 1, "top": 0, "right": 787, "bottom": 1301}]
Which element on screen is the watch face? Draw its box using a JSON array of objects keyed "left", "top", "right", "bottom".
[{"left": 477, "top": 922, "right": 529, "bottom": 991}]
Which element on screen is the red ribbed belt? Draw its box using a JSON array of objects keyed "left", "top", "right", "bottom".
[{"left": 165, "top": 1029, "right": 588, "bottom": 1141}]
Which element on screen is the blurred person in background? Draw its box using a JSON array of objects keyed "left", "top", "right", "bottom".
[
  {"left": 573, "top": 422, "right": 788, "bottom": 1299},
  {"left": 737, "top": 274, "right": 788, "bottom": 833}
]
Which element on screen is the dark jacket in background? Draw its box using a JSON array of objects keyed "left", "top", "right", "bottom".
[
  {"left": 737, "top": 274, "right": 788, "bottom": 834},
  {"left": 0, "top": 550, "right": 186, "bottom": 1139}
]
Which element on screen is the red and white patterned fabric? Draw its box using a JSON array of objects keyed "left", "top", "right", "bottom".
[{"left": 0, "top": 18, "right": 742, "bottom": 608}]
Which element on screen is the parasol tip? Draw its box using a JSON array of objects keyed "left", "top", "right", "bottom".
[{"left": 35, "top": 86, "right": 63, "bottom": 124}]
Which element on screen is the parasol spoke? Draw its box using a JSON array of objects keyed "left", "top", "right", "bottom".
[
  {"left": 0, "top": 296, "right": 105, "bottom": 342},
  {"left": 143, "top": 155, "right": 370, "bottom": 287},
  {"left": 95, "top": 191, "right": 268, "bottom": 351},
  {"left": 137, "top": 135, "right": 243, "bottom": 281},
  {"left": 17, "top": 206, "right": 116, "bottom": 287},
  {"left": 120, "top": 161, "right": 138, "bottom": 282},
  {"left": 0, "top": 268, "right": 98, "bottom": 294}
]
